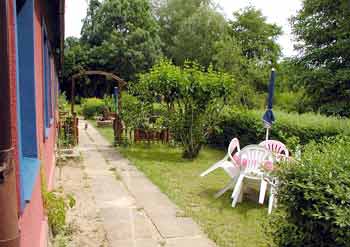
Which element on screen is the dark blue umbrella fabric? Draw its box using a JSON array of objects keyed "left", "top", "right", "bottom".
[{"left": 262, "top": 69, "right": 276, "bottom": 128}]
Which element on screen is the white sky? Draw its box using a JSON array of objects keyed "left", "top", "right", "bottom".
[{"left": 65, "top": 0, "right": 302, "bottom": 57}]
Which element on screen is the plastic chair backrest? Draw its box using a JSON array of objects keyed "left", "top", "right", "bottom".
[
  {"left": 259, "top": 140, "right": 289, "bottom": 158},
  {"left": 238, "top": 145, "right": 273, "bottom": 172},
  {"left": 228, "top": 138, "right": 240, "bottom": 162}
]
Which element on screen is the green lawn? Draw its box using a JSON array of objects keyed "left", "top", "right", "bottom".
[{"left": 92, "top": 123, "right": 268, "bottom": 247}]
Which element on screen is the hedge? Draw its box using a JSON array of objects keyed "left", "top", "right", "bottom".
[
  {"left": 81, "top": 98, "right": 105, "bottom": 119},
  {"left": 208, "top": 109, "right": 350, "bottom": 150},
  {"left": 268, "top": 136, "right": 350, "bottom": 246}
]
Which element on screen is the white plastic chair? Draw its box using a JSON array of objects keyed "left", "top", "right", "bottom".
[
  {"left": 200, "top": 138, "right": 241, "bottom": 198},
  {"left": 200, "top": 138, "right": 240, "bottom": 177},
  {"left": 231, "top": 145, "right": 274, "bottom": 208},
  {"left": 259, "top": 140, "right": 289, "bottom": 161}
]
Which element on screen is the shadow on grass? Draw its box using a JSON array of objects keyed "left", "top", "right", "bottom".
[{"left": 199, "top": 188, "right": 262, "bottom": 212}]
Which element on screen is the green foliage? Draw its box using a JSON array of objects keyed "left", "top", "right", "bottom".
[
  {"left": 120, "top": 93, "right": 154, "bottom": 130},
  {"left": 58, "top": 116, "right": 76, "bottom": 148},
  {"left": 274, "top": 90, "right": 310, "bottom": 113},
  {"left": 208, "top": 108, "right": 350, "bottom": 150},
  {"left": 58, "top": 92, "right": 69, "bottom": 112},
  {"left": 275, "top": 58, "right": 313, "bottom": 113},
  {"left": 291, "top": 0, "right": 350, "bottom": 116},
  {"left": 42, "top": 190, "right": 76, "bottom": 236},
  {"left": 157, "top": 2, "right": 282, "bottom": 95},
  {"left": 102, "top": 94, "right": 115, "bottom": 112},
  {"left": 135, "top": 60, "right": 235, "bottom": 158},
  {"left": 222, "top": 7, "right": 282, "bottom": 91},
  {"left": 277, "top": 58, "right": 304, "bottom": 92},
  {"left": 157, "top": 0, "right": 214, "bottom": 61},
  {"left": 169, "top": 4, "right": 229, "bottom": 67},
  {"left": 81, "top": 98, "right": 105, "bottom": 119},
  {"left": 61, "top": 37, "right": 90, "bottom": 99},
  {"left": 268, "top": 136, "right": 350, "bottom": 246},
  {"left": 80, "top": 0, "right": 162, "bottom": 82},
  {"left": 61, "top": 0, "right": 163, "bottom": 98},
  {"left": 230, "top": 7, "right": 282, "bottom": 66}
]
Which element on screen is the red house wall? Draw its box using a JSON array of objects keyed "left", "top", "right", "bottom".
[
  {"left": 19, "top": 177, "right": 45, "bottom": 247},
  {"left": 18, "top": 0, "right": 58, "bottom": 246},
  {"left": 33, "top": 0, "right": 57, "bottom": 191}
]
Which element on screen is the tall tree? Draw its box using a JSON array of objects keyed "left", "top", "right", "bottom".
[
  {"left": 157, "top": 0, "right": 226, "bottom": 66},
  {"left": 230, "top": 7, "right": 282, "bottom": 66},
  {"left": 172, "top": 5, "right": 229, "bottom": 67},
  {"left": 62, "top": 37, "right": 90, "bottom": 99},
  {"left": 291, "top": 0, "right": 350, "bottom": 116},
  {"left": 80, "top": 0, "right": 101, "bottom": 46},
  {"left": 217, "top": 7, "right": 282, "bottom": 91},
  {"left": 80, "top": 0, "right": 163, "bottom": 81}
]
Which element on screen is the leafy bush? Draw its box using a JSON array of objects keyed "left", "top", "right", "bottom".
[
  {"left": 120, "top": 93, "right": 155, "bottom": 130},
  {"left": 268, "top": 136, "right": 350, "bottom": 246},
  {"left": 42, "top": 190, "right": 75, "bottom": 236},
  {"left": 103, "top": 94, "right": 116, "bottom": 113},
  {"left": 135, "top": 60, "right": 235, "bottom": 159},
  {"left": 58, "top": 92, "right": 69, "bottom": 112},
  {"left": 81, "top": 98, "right": 105, "bottom": 119},
  {"left": 208, "top": 108, "right": 350, "bottom": 151},
  {"left": 274, "top": 90, "right": 311, "bottom": 113},
  {"left": 58, "top": 116, "right": 76, "bottom": 148}
]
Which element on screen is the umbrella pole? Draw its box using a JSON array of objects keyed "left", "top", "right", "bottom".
[{"left": 265, "top": 128, "right": 269, "bottom": 141}]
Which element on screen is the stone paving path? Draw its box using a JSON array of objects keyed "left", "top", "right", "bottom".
[{"left": 76, "top": 120, "right": 216, "bottom": 247}]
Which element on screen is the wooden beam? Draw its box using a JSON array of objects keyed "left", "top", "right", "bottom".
[{"left": 72, "top": 70, "right": 127, "bottom": 88}]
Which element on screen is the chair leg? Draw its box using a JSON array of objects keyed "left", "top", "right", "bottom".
[
  {"left": 238, "top": 184, "right": 244, "bottom": 203},
  {"left": 268, "top": 187, "right": 275, "bottom": 214},
  {"left": 259, "top": 180, "right": 268, "bottom": 204},
  {"left": 214, "top": 176, "right": 237, "bottom": 198},
  {"left": 200, "top": 160, "right": 224, "bottom": 177},
  {"left": 231, "top": 175, "right": 244, "bottom": 207}
]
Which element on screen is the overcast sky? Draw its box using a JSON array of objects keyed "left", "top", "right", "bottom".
[{"left": 65, "top": 0, "right": 302, "bottom": 57}]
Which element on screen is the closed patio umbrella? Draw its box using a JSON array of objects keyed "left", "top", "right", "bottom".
[{"left": 262, "top": 68, "right": 276, "bottom": 140}]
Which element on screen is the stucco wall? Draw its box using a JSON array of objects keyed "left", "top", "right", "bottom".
[
  {"left": 19, "top": 175, "right": 44, "bottom": 247},
  {"left": 19, "top": 0, "right": 58, "bottom": 246},
  {"left": 33, "top": 0, "right": 57, "bottom": 190}
]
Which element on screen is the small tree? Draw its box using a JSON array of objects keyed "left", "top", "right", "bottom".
[{"left": 134, "top": 60, "right": 234, "bottom": 159}]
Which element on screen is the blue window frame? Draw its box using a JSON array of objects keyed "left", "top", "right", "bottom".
[
  {"left": 42, "top": 23, "right": 52, "bottom": 138},
  {"left": 42, "top": 25, "right": 50, "bottom": 138},
  {"left": 15, "top": 0, "right": 40, "bottom": 210}
]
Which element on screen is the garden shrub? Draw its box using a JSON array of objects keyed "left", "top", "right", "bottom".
[
  {"left": 58, "top": 92, "right": 69, "bottom": 112},
  {"left": 81, "top": 97, "right": 105, "bottom": 119},
  {"left": 268, "top": 136, "right": 350, "bottom": 246},
  {"left": 274, "top": 90, "right": 311, "bottom": 113},
  {"left": 103, "top": 94, "right": 115, "bottom": 113},
  {"left": 42, "top": 190, "right": 76, "bottom": 236},
  {"left": 208, "top": 108, "right": 350, "bottom": 151},
  {"left": 135, "top": 60, "right": 235, "bottom": 159}
]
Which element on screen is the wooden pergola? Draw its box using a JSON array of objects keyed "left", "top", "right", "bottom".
[
  {"left": 70, "top": 70, "right": 127, "bottom": 114},
  {"left": 70, "top": 70, "right": 127, "bottom": 145}
]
